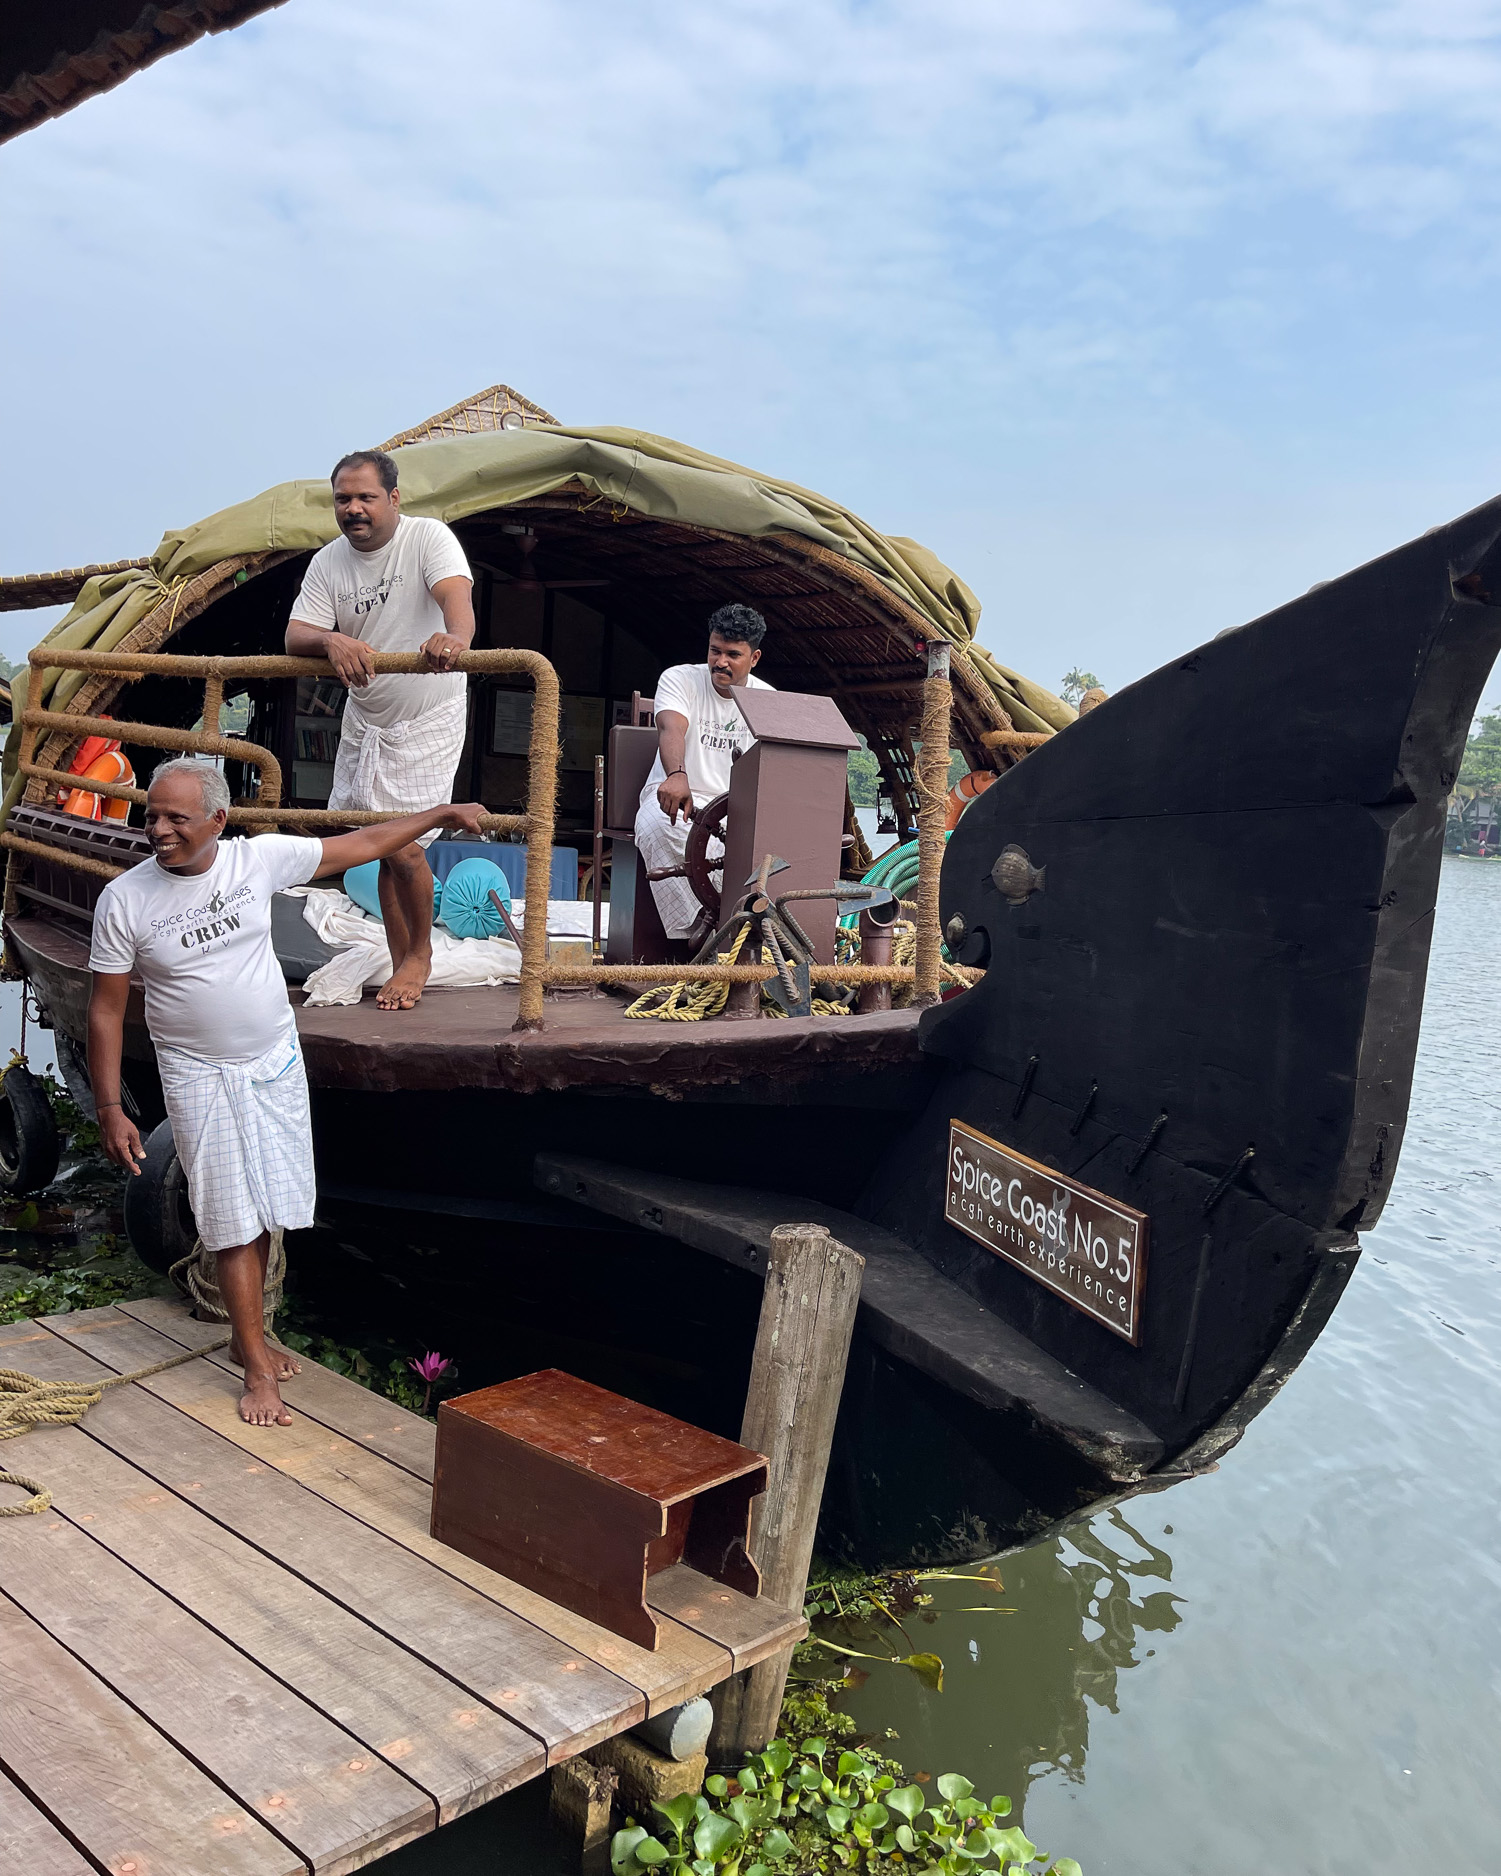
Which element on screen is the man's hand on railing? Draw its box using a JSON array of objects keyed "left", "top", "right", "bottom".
[
  {"left": 437, "top": 801, "right": 488, "bottom": 838},
  {"left": 321, "top": 633, "right": 376, "bottom": 688},
  {"left": 420, "top": 631, "right": 469, "bottom": 673}
]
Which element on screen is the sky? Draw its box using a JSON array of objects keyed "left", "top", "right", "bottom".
[{"left": 7, "top": 0, "right": 1501, "bottom": 706}]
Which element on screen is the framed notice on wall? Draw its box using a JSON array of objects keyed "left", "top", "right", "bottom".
[{"left": 944, "top": 1118, "right": 1149, "bottom": 1343}]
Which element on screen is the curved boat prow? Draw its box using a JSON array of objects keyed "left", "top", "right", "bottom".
[{"left": 864, "top": 499, "right": 1501, "bottom": 1470}]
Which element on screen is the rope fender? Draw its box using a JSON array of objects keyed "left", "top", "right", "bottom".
[{"left": 0, "top": 1335, "right": 229, "bottom": 1517}]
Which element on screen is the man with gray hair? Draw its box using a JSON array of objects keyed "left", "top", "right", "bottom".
[{"left": 87, "top": 758, "right": 486, "bottom": 1427}]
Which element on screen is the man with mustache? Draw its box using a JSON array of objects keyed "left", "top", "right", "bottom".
[
  {"left": 285, "top": 449, "right": 475, "bottom": 1011},
  {"left": 634, "top": 604, "right": 774, "bottom": 943},
  {"left": 88, "top": 758, "right": 487, "bottom": 1427}
]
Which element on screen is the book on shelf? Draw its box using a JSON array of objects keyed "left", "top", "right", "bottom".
[{"left": 295, "top": 723, "right": 342, "bottom": 762}]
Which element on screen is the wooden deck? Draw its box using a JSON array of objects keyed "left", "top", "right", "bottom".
[
  {"left": 0, "top": 1297, "right": 804, "bottom": 1876},
  {"left": 7, "top": 910, "right": 924, "bottom": 1100}
]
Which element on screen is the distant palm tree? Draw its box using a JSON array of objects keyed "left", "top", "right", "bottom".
[{"left": 1059, "top": 667, "right": 1102, "bottom": 709}]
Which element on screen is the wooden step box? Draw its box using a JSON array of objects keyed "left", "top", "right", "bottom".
[{"left": 431, "top": 1369, "right": 768, "bottom": 1649}]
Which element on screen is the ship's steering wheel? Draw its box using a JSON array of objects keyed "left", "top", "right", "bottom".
[{"left": 682, "top": 792, "right": 730, "bottom": 923}]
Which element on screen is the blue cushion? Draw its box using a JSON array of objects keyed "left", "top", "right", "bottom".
[
  {"left": 342, "top": 843, "right": 579, "bottom": 921},
  {"left": 341, "top": 860, "right": 440, "bottom": 921},
  {"left": 438, "top": 859, "right": 513, "bottom": 940},
  {"left": 428, "top": 840, "right": 579, "bottom": 901}
]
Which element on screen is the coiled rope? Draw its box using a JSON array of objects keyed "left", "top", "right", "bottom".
[
  {"left": 624, "top": 921, "right": 754, "bottom": 1021},
  {"left": 170, "top": 1230, "right": 284, "bottom": 1332},
  {"left": 0, "top": 1333, "right": 229, "bottom": 1517},
  {"left": 623, "top": 908, "right": 975, "bottom": 1023}
]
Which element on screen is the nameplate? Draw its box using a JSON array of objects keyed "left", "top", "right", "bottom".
[{"left": 945, "top": 1119, "right": 1148, "bottom": 1344}]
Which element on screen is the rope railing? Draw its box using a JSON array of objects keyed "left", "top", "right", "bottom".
[
  {"left": 14, "top": 645, "right": 561, "bottom": 1030},
  {"left": 5, "top": 641, "right": 956, "bottom": 1026}
]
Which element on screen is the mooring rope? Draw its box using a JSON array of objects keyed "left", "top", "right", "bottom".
[
  {"left": 0, "top": 1334, "right": 230, "bottom": 1517},
  {"left": 169, "top": 1230, "right": 285, "bottom": 1332}
]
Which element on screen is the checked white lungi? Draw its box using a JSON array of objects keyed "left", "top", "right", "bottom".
[
  {"left": 328, "top": 695, "right": 468, "bottom": 849},
  {"left": 156, "top": 1034, "right": 317, "bottom": 1253},
  {"left": 633, "top": 794, "right": 722, "bottom": 940}
]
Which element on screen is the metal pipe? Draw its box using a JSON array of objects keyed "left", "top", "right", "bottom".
[{"left": 856, "top": 909, "right": 893, "bottom": 1013}]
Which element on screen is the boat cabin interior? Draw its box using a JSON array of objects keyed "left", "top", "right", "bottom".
[{"left": 96, "top": 491, "right": 997, "bottom": 857}]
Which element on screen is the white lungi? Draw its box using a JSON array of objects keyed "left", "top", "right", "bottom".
[
  {"left": 633, "top": 795, "right": 723, "bottom": 940},
  {"left": 156, "top": 1034, "right": 317, "bottom": 1252},
  {"left": 329, "top": 695, "right": 468, "bottom": 849}
]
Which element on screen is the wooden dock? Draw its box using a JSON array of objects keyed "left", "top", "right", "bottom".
[{"left": 0, "top": 1297, "right": 804, "bottom": 1876}]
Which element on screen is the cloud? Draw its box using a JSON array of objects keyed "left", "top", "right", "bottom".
[{"left": 6, "top": 0, "right": 1501, "bottom": 686}]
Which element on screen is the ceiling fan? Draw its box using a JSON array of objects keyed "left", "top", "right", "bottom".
[{"left": 500, "top": 524, "right": 608, "bottom": 592}]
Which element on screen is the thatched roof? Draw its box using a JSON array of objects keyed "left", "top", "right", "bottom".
[
  {"left": 0, "top": 559, "right": 152, "bottom": 611},
  {"left": 380, "top": 384, "right": 560, "bottom": 449},
  {"left": 3, "top": 386, "right": 1075, "bottom": 826},
  {"left": 0, "top": 1, "right": 284, "bottom": 144}
]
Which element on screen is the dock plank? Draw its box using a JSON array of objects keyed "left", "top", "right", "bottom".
[
  {"left": 0, "top": 1320, "right": 540, "bottom": 1824},
  {"left": 0, "top": 1505, "right": 432, "bottom": 1876},
  {"left": 36, "top": 1313, "right": 645, "bottom": 1762},
  {"left": 0, "top": 1593, "right": 299, "bottom": 1876},
  {"left": 0, "top": 1769, "right": 95, "bottom": 1876},
  {"left": 646, "top": 1564, "right": 807, "bottom": 1672},
  {"left": 57, "top": 1306, "right": 734, "bottom": 1715},
  {"left": 121, "top": 1295, "right": 438, "bottom": 1482}
]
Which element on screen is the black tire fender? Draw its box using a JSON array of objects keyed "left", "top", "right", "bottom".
[
  {"left": 122, "top": 1118, "right": 198, "bottom": 1276},
  {"left": 0, "top": 1062, "right": 61, "bottom": 1195}
]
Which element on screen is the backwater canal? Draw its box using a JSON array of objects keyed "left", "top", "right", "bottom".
[{"left": 3, "top": 855, "right": 1497, "bottom": 1873}]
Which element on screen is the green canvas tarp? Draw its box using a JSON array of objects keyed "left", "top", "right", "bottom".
[{"left": 3, "top": 424, "right": 1072, "bottom": 822}]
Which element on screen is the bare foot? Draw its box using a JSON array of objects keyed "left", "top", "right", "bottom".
[
  {"left": 228, "top": 1336, "right": 301, "bottom": 1382},
  {"left": 240, "top": 1368, "right": 293, "bottom": 1427},
  {"left": 376, "top": 953, "right": 430, "bottom": 1011}
]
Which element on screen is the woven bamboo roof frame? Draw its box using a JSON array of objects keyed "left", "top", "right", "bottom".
[
  {"left": 0, "top": 560, "right": 153, "bottom": 612},
  {"left": 21, "top": 488, "right": 1015, "bottom": 802},
  {"left": 379, "top": 384, "right": 560, "bottom": 449},
  {"left": 0, "top": 1, "right": 285, "bottom": 144}
]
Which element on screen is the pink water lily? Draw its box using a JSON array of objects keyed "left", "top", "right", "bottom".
[{"left": 409, "top": 1351, "right": 454, "bottom": 1414}]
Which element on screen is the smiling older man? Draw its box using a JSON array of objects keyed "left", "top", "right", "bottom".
[{"left": 88, "top": 758, "right": 486, "bottom": 1427}]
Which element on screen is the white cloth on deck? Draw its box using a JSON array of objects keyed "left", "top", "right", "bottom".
[
  {"left": 155, "top": 1033, "right": 316, "bottom": 1253},
  {"left": 326, "top": 692, "right": 468, "bottom": 850},
  {"left": 293, "top": 889, "right": 603, "bottom": 1006}
]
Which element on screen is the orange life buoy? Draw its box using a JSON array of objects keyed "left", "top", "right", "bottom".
[
  {"left": 61, "top": 749, "right": 133, "bottom": 821},
  {"left": 55, "top": 734, "right": 118, "bottom": 807},
  {"left": 945, "top": 770, "right": 995, "bottom": 831}
]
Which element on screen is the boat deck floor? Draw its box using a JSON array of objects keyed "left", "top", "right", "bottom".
[
  {"left": 7, "top": 911, "right": 923, "bottom": 1097},
  {"left": 0, "top": 1296, "right": 802, "bottom": 1876}
]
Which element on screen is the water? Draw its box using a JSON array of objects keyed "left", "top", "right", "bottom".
[{"left": 836, "top": 854, "right": 1501, "bottom": 1874}]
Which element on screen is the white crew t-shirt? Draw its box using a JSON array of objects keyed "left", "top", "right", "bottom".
[
  {"left": 89, "top": 835, "right": 323, "bottom": 1062},
  {"left": 640, "top": 665, "right": 775, "bottom": 810},
  {"left": 290, "top": 515, "right": 472, "bottom": 729}
]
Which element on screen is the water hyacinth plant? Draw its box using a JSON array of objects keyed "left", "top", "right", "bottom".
[{"left": 610, "top": 1739, "right": 1080, "bottom": 1876}]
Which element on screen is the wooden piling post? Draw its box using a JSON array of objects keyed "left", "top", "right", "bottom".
[{"left": 709, "top": 1222, "right": 865, "bottom": 1762}]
